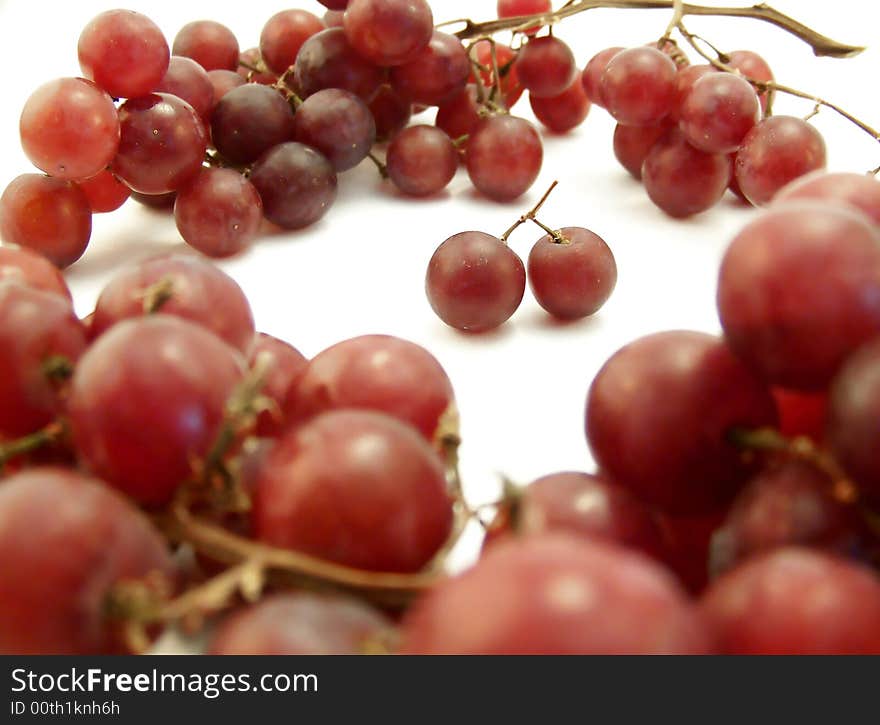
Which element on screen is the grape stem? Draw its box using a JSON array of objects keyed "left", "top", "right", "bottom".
[
  {"left": 501, "top": 180, "right": 563, "bottom": 242},
  {"left": 0, "top": 421, "right": 66, "bottom": 471},
  {"left": 452, "top": 1, "right": 865, "bottom": 59},
  {"left": 676, "top": 22, "right": 880, "bottom": 155},
  {"left": 367, "top": 151, "right": 389, "bottom": 179}
]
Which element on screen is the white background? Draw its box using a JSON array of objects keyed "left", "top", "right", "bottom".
[{"left": 0, "top": 0, "right": 878, "bottom": 575}]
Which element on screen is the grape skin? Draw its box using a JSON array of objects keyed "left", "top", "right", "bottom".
[
  {"left": 0, "top": 246, "right": 72, "bottom": 299},
  {"left": 172, "top": 20, "right": 240, "bottom": 72},
  {"left": 343, "top": 0, "right": 434, "bottom": 67},
  {"left": 465, "top": 115, "right": 543, "bottom": 202},
  {"left": 292, "top": 88, "right": 376, "bottom": 172},
  {"left": 386, "top": 125, "right": 458, "bottom": 197}
]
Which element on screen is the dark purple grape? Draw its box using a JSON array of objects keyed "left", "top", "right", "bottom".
[
  {"left": 211, "top": 84, "right": 295, "bottom": 166},
  {"left": 294, "top": 28, "right": 384, "bottom": 100},
  {"left": 292, "top": 89, "right": 376, "bottom": 171}
]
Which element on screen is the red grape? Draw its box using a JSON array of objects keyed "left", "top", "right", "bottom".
[
  {"left": 657, "top": 511, "right": 725, "bottom": 594},
  {"left": 319, "top": 0, "right": 350, "bottom": 8},
  {"left": 386, "top": 125, "right": 458, "bottom": 196},
  {"left": 701, "top": 548, "right": 880, "bottom": 653},
  {"left": 773, "top": 387, "right": 828, "bottom": 441},
  {"left": 0, "top": 246, "right": 71, "bottom": 299},
  {"left": 249, "top": 332, "right": 308, "bottom": 437},
  {"left": 775, "top": 170, "right": 880, "bottom": 226},
  {"left": 259, "top": 9, "right": 324, "bottom": 75},
  {"left": 292, "top": 89, "right": 376, "bottom": 171},
  {"left": 680, "top": 72, "right": 760, "bottom": 154},
  {"left": 294, "top": 28, "right": 384, "bottom": 100},
  {"left": 497, "top": 0, "right": 552, "bottom": 36},
  {"left": 734, "top": 116, "right": 826, "bottom": 206},
  {"left": 390, "top": 32, "right": 470, "bottom": 107},
  {"left": 710, "top": 460, "right": 861, "bottom": 576},
  {"left": 0, "top": 174, "right": 92, "bottom": 268},
  {"left": 611, "top": 122, "right": 670, "bottom": 179},
  {"left": 486, "top": 472, "right": 664, "bottom": 559},
  {"left": 156, "top": 56, "right": 214, "bottom": 121},
  {"left": 586, "top": 331, "right": 778, "bottom": 514},
  {"left": 68, "top": 316, "right": 245, "bottom": 506},
  {"left": 516, "top": 36, "right": 577, "bottom": 99},
  {"left": 91, "top": 253, "right": 255, "bottom": 354},
  {"left": 642, "top": 129, "right": 730, "bottom": 217},
  {"left": 465, "top": 115, "right": 542, "bottom": 202},
  {"left": 471, "top": 40, "right": 523, "bottom": 110},
  {"left": 249, "top": 142, "right": 337, "bottom": 230},
  {"left": 580, "top": 47, "right": 623, "bottom": 108},
  {"left": 210, "top": 593, "right": 393, "bottom": 655},
  {"left": 717, "top": 203, "right": 880, "bottom": 389},
  {"left": 253, "top": 410, "right": 453, "bottom": 572},
  {"left": 426, "top": 231, "right": 526, "bottom": 332},
  {"left": 601, "top": 46, "right": 677, "bottom": 126},
  {"left": 78, "top": 170, "right": 130, "bottom": 213},
  {"left": 368, "top": 84, "right": 413, "bottom": 142},
  {"left": 527, "top": 226, "right": 617, "bottom": 319},
  {"left": 112, "top": 93, "right": 208, "bottom": 195},
  {"left": 19, "top": 77, "right": 120, "bottom": 181},
  {"left": 529, "top": 76, "right": 591, "bottom": 133},
  {"left": 0, "top": 468, "right": 175, "bottom": 654},
  {"left": 726, "top": 49, "right": 773, "bottom": 113},
  {"left": 211, "top": 84, "right": 295, "bottom": 166},
  {"left": 343, "top": 0, "right": 433, "bottom": 67},
  {"left": 172, "top": 20, "right": 239, "bottom": 72},
  {"left": 78, "top": 10, "right": 169, "bottom": 99},
  {"left": 285, "top": 334, "right": 455, "bottom": 441},
  {"left": 434, "top": 85, "right": 481, "bottom": 143},
  {"left": 174, "top": 168, "right": 263, "bottom": 258},
  {"left": 0, "top": 282, "right": 86, "bottom": 438},
  {"left": 401, "top": 534, "right": 712, "bottom": 654},
  {"left": 669, "top": 64, "right": 716, "bottom": 122},
  {"left": 827, "top": 339, "right": 880, "bottom": 497}
]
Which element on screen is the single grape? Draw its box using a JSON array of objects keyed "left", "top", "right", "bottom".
[
  {"left": 259, "top": 9, "right": 324, "bottom": 75},
  {"left": 156, "top": 55, "right": 215, "bottom": 121},
  {"left": 19, "top": 77, "right": 120, "bottom": 181},
  {"left": 580, "top": 47, "right": 623, "bottom": 108},
  {"left": 497, "top": 0, "right": 552, "bottom": 36},
  {"left": 585, "top": 331, "right": 778, "bottom": 514},
  {"left": 717, "top": 203, "right": 880, "bottom": 389},
  {"left": 611, "top": 122, "right": 670, "bottom": 179},
  {"left": 827, "top": 339, "right": 880, "bottom": 497},
  {"left": 294, "top": 28, "right": 384, "bottom": 100},
  {"left": 0, "top": 174, "right": 92, "bottom": 268},
  {"left": 734, "top": 116, "right": 826, "bottom": 206},
  {"left": 68, "top": 316, "right": 245, "bottom": 505},
  {"left": 249, "top": 332, "right": 308, "bottom": 437},
  {"left": 642, "top": 128, "right": 730, "bottom": 217},
  {"left": 601, "top": 46, "right": 677, "bottom": 127},
  {"left": 211, "top": 84, "right": 296, "bottom": 166},
  {"left": 426, "top": 231, "right": 526, "bottom": 332},
  {"left": 172, "top": 20, "right": 239, "bottom": 72},
  {"left": 285, "top": 334, "right": 455, "bottom": 441},
  {"left": 465, "top": 115, "right": 543, "bottom": 201},
  {"left": 775, "top": 171, "right": 880, "bottom": 226},
  {"left": 207, "top": 69, "right": 245, "bottom": 108},
  {"left": 515, "top": 36, "right": 577, "bottom": 99},
  {"left": 434, "top": 85, "right": 481, "bottom": 144},
  {"left": 0, "top": 468, "right": 175, "bottom": 654},
  {"left": 529, "top": 76, "right": 591, "bottom": 133},
  {"left": 386, "top": 125, "right": 458, "bottom": 196},
  {"left": 0, "top": 246, "right": 71, "bottom": 299},
  {"left": 701, "top": 548, "right": 880, "bottom": 654},
  {"left": 368, "top": 84, "right": 413, "bottom": 142},
  {"left": 668, "top": 64, "right": 716, "bottom": 122},
  {"left": 253, "top": 410, "right": 453, "bottom": 572},
  {"left": 401, "top": 534, "right": 712, "bottom": 654},
  {"left": 249, "top": 142, "right": 337, "bottom": 230},
  {"left": 112, "top": 93, "right": 208, "bottom": 195},
  {"left": 78, "top": 10, "right": 169, "bottom": 99},
  {"left": 389, "top": 31, "right": 470, "bottom": 107},
  {"left": 78, "top": 170, "right": 130, "bottom": 213},
  {"left": 709, "top": 461, "right": 861, "bottom": 577},
  {"left": 726, "top": 49, "right": 773, "bottom": 113},
  {"left": 0, "top": 282, "right": 86, "bottom": 438},
  {"left": 90, "top": 253, "right": 256, "bottom": 354},
  {"left": 527, "top": 226, "right": 617, "bottom": 320},
  {"left": 292, "top": 89, "right": 376, "bottom": 172},
  {"left": 486, "top": 473, "right": 664, "bottom": 559},
  {"left": 210, "top": 593, "right": 393, "bottom": 655},
  {"left": 343, "top": 0, "right": 433, "bottom": 67},
  {"left": 680, "top": 72, "right": 760, "bottom": 154},
  {"left": 174, "top": 168, "right": 263, "bottom": 258},
  {"left": 471, "top": 40, "right": 523, "bottom": 110}
]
